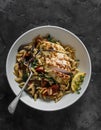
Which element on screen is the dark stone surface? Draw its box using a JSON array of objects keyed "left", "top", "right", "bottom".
[{"left": 0, "top": 0, "right": 101, "bottom": 130}]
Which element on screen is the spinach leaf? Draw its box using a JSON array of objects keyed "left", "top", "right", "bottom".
[
  {"left": 31, "top": 59, "right": 38, "bottom": 68},
  {"left": 22, "top": 73, "right": 28, "bottom": 82}
]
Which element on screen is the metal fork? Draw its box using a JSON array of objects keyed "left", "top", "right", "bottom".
[
  {"left": 8, "top": 49, "right": 41, "bottom": 114},
  {"left": 8, "top": 64, "right": 33, "bottom": 114}
]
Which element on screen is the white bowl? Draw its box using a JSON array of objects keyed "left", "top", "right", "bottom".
[{"left": 6, "top": 25, "right": 91, "bottom": 111}]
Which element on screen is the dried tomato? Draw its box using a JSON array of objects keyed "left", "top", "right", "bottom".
[
  {"left": 35, "top": 66, "right": 44, "bottom": 72},
  {"left": 51, "top": 84, "right": 59, "bottom": 93}
]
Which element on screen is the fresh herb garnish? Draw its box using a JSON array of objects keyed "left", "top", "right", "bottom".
[
  {"left": 46, "top": 34, "right": 56, "bottom": 43},
  {"left": 47, "top": 34, "right": 52, "bottom": 42},
  {"left": 80, "top": 75, "right": 84, "bottom": 82},
  {"left": 38, "top": 72, "right": 57, "bottom": 84},
  {"left": 31, "top": 59, "right": 38, "bottom": 68},
  {"left": 76, "top": 90, "right": 80, "bottom": 94},
  {"left": 22, "top": 73, "right": 28, "bottom": 82},
  {"left": 75, "top": 59, "right": 80, "bottom": 62},
  {"left": 45, "top": 76, "right": 57, "bottom": 84},
  {"left": 76, "top": 87, "right": 81, "bottom": 94}
]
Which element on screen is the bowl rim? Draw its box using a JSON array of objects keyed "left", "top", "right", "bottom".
[{"left": 6, "top": 25, "right": 92, "bottom": 111}]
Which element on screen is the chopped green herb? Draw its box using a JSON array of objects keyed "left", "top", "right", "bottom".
[
  {"left": 46, "top": 34, "right": 56, "bottom": 43},
  {"left": 76, "top": 87, "right": 81, "bottom": 94},
  {"left": 22, "top": 73, "right": 28, "bottom": 82},
  {"left": 75, "top": 59, "right": 80, "bottom": 62},
  {"left": 46, "top": 77, "right": 57, "bottom": 83},
  {"left": 47, "top": 34, "right": 52, "bottom": 42},
  {"left": 38, "top": 72, "right": 57, "bottom": 84},
  {"left": 76, "top": 90, "right": 80, "bottom": 94},
  {"left": 80, "top": 75, "right": 84, "bottom": 82},
  {"left": 31, "top": 59, "right": 38, "bottom": 68}
]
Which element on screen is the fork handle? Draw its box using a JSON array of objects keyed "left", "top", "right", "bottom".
[
  {"left": 8, "top": 72, "right": 33, "bottom": 114},
  {"left": 8, "top": 93, "right": 22, "bottom": 114}
]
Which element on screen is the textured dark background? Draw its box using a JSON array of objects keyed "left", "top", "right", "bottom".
[{"left": 0, "top": 0, "right": 101, "bottom": 130}]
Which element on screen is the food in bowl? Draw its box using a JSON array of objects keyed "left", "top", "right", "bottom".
[{"left": 13, "top": 34, "right": 86, "bottom": 102}]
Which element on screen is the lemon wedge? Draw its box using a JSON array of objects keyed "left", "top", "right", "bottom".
[{"left": 71, "top": 72, "right": 86, "bottom": 92}]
